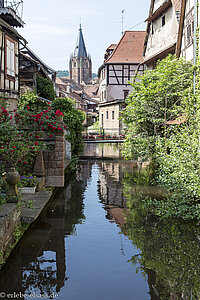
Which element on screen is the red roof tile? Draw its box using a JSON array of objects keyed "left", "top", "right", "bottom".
[{"left": 105, "top": 31, "right": 146, "bottom": 64}]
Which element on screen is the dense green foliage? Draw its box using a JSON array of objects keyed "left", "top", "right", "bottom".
[
  {"left": 36, "top": 75, "right": 55, "bottom": 101},
  {"left": 122, "top": 55, "right": 200, "bottom": 219},
  {"left": 122, "top": 55, "right": 193, "bottom": 161},
  {"left": 18, "top": 93, "right": 84, "bottom": 156},
  {"left": 51, "top": 97, "right": 85, "bottom": 156},
  {"left": 122, "top": 174, "right": 200, "bottom": 299},
  {"left": 151, "top": 124, "right": 200, "bottom": 219},
  {"left": 0, "top": 106, "right": 42, "bottom": 173},
  {"left": 19, "top": 91, "right": 49, "bottom": 111}
]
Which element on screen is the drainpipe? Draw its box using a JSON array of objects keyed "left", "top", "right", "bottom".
[{"left": 194, "top": 0, "right": 197, "bottom": 95}]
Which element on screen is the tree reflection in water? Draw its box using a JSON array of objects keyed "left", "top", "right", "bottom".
[{"left": 122, "top": 169, "right": 200, "bottom": 300}]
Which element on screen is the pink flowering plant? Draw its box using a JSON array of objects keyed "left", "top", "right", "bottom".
[
  {"left": 0, "top": 107, "right": 42, "bottom": 171},
  {"left": 17, "top": 94, "right": 67, "bottom": 138},
  {"left": 0, "top": 95, "right": 67, "bottom": 172}
]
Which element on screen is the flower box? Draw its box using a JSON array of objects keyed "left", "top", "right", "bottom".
[{"left": 19, "top": 187, "right": 36, "bottom": 194}]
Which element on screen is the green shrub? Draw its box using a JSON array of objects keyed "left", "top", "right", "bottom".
[
  {"left": 36, "top": 75, "right": 55, "bottom": 101},
  {"left": 51, "top": 97, "right": 85, "bottom": 156}
]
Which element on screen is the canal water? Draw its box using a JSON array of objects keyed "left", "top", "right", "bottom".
[{"left": 0, "top": 143, "right": 200, "bottom": 300}]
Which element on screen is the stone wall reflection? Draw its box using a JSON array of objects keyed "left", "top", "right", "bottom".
[
  {"left": 81, "top": 142, "right": 122, "bottom": 159},
  {"left": 0, "top": 163, "right": 93, "bottom": 298}
]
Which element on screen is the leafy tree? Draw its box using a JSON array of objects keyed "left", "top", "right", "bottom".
[
  {"left": 122, "top": 55, "right": 193, "bottom": 160},
  {"left": 36, "top": 75, "right": 55, "bottom": 101},
  {"left": 51, "top": 98, "right": 85, "bottom": 156},
  {"left": 121, "top": 55, "right": 200, "bottom": 219}
]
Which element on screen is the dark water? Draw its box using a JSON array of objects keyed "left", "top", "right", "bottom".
[{"left": 0, "top": 144, "right": 200, "bottom": 300}]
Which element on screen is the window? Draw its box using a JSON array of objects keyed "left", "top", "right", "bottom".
[
  {"left": 6, "top": 37, "right": 15, "bottom": 78},
  {"left": 124, "top": 90, "right": 129, "bottom": 100},
  {"left": 101, "top": 91, "right": 104, "bottom": 101},
  {"left": 74, "top": 62, "right": 76, "bottom": 67},
  {"left": 187, "top": 24, "right": 192, "bottom": 45},
  {"left": 192, "top": 20, "right": 194, "bottom": 33},
  {"left": 151, "top": 23, "right": 154, "bottom": 35},
  {"left": 106, "top": 111, "right": 108, "bottom": 119},
  {"left": 112, "top": 111, "right": 114, "bottom": 120},
  {"left": 101, "top": 114, "right": 104, "bottom": 126},
  {"left": 162, "top": 15, "right": 165, "bottom": 27}
]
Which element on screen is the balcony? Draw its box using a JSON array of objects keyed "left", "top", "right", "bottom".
[{"left": 0, "top": 0, "right": 24, "bottom": 27}]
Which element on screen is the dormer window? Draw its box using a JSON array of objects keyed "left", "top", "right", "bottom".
[
  {"left": 5, "top": 36, "right": 15, "bottom": 78},
  {"left": 162, "top": 15, "right": 165, "bottom": 27}
]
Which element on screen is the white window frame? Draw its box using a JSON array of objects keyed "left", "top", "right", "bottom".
[{"left": 5, "top": 36, "right": 15, "bottom": 79}]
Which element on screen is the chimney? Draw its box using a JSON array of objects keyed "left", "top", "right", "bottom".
[
  {"left": 66, "top": 83, "right": 71, "bottom": 94},
  {"left": 0, "top": 0, "right": 4, "bottom": 8}
]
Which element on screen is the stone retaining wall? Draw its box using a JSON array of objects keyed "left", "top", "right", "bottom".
[
  {"left": 0, "top": 204, "right": 21, "bottom": 257},
  {"left": 43, "top": 133, "right": 65, "bottom": 187}
]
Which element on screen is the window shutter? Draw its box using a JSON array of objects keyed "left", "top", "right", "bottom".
[{"left": 6, "top": 39, "right": 15, "bottom": 77}]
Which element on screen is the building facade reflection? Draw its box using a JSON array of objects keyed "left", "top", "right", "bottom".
[{"left": 0, "top": 163, "right": 93, "bottom": 298}]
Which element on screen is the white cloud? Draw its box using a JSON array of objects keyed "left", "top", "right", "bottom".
[
  {"left": 22, "top": 23, "right": 72, "bottom": 37},
  {"left": 62, "top": 2, "right": 103, "bottom": 17}
]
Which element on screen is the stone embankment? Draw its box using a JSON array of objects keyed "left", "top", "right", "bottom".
[
  {"left": 0, "top": 159, "right": 71, "bottom": 270},
  {"left": 0, "top": 190, "right": 53, "bottom": 269}
]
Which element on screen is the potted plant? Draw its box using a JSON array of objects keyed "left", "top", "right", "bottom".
[{"left": 18, "top": 174, "right": 37, "bottom": 194}]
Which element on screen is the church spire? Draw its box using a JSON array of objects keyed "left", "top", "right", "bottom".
[
  {"left": 70, "top": 23, "right": 92, "bottom": 85},
  {"left": 74, "top": 24, "right": 87, "bottom": 57}
]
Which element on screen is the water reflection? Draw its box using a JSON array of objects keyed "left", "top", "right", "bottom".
[
  {"left": 0, "top": 164, "right": 90, "bottom": 298},
  {"left": 122, "top": 171, "right": 200, "bottom": 300},
  {"left": 0, "top": 153, "right": 199, "bottom": 300},
  {"left": 81, "top": 142, "right": 122, "bottom": 159}
]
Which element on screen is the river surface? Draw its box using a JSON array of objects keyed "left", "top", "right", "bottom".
[{"left": 0, "top": 143, "right": 200, "bottom": 300}]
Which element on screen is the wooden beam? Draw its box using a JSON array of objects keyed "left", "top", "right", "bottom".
[{"left": 176, "top": 0, "right": 186, "bottom": 57}]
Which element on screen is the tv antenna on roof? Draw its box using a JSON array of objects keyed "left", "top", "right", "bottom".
[
  {"left": 121, "top": 9, "right": 124, "bottom": 35},
  {"left": 3, "top": 0, "right": 24, "bottom": 18}
]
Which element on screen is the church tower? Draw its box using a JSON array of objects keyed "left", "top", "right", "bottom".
[{"left": 69, "top": 24, "right": 92, "bottom": 85}]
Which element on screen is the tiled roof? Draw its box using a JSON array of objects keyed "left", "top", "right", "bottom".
[
  {"left": 84, "top": 84, "right": 99, "bottom": 98},
  {"left": 56, "top": 77, "right": 65, "bottom": 85},
  {"left": 56, "top": 77, "right": 98, "bottom": 105},
  {"left": 105, "top": 31, "right": 146, "bottom": 64},
  {"left": 57, "top": 77, "right": 83, "bottom": 91}
]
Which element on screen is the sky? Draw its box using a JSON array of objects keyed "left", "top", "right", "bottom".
[{"left": 18, "top": 0, "right": 150, "bottom": 74}]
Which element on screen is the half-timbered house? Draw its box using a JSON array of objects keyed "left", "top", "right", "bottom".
[
  {"left": 143, "top": 0, "right": 182, "bottom": 69},
  {"left": 19, "top": 46, "right": 56, "bottom": 94},
  {"left": 0, "top": 0, "right": 26, "bottom": 110},
  {"left": 98, "top": 31, "right": 145, "bottom": 136},
  {"left": 176, "top": 0, "right": 196, "bottom": 62}
]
